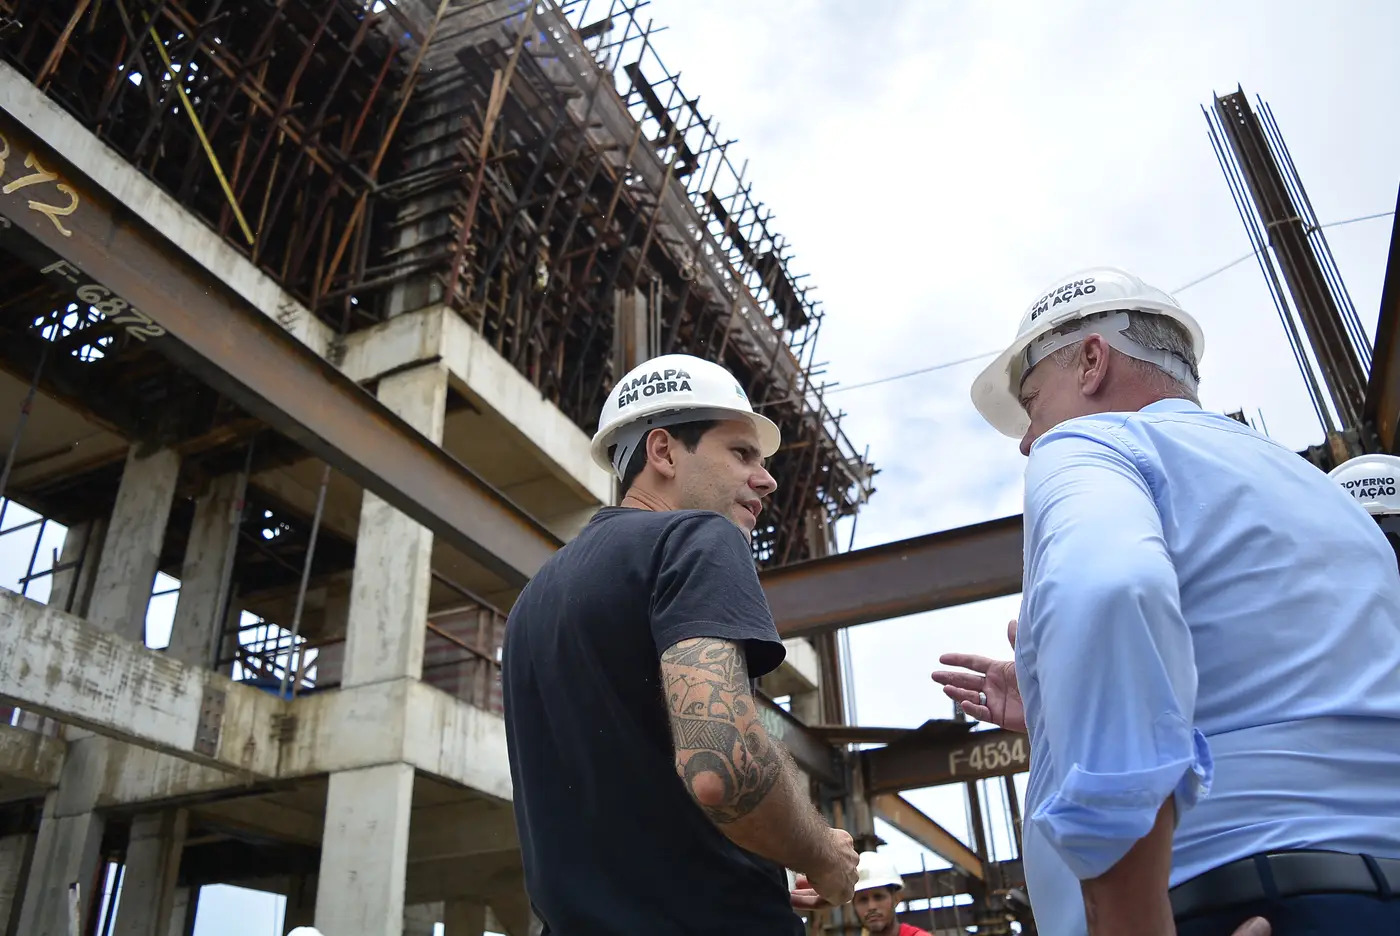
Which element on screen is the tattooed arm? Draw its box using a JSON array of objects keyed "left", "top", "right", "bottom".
[{"left": 660, "top": 636, "right": 859, "bottom": 905}]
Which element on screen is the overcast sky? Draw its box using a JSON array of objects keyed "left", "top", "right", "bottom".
[{"left": 5, "top": 1, "right": 1399, "bottom": 932}]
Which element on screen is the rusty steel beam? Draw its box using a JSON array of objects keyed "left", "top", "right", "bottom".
[
  {"left": 872, "top": 792, "right": 984, "bottom": 881},
  {"left": 761, "top": 516, "right": 1023, "bottom": 638},
  {"left": 862, "top": 727, "right": 1028, "bottom": 795},
  {"left": 755, "top": 693, "right": 841, "bottom": 787},
  {"left": 0, "top": 105, "right": 560, "bottom": 587},
  {"left": 1363, "top": 187, "right": 1400, "bottom": 452}
]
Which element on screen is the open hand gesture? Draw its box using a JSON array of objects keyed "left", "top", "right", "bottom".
[{"left": 931, "top": 618, "right": 1026, "bottom": 733}]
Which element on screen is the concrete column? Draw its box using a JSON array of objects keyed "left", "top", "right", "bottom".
[
  {"left": 89, "top": 447, "right": 182, "bottom": 642},
  {"left": 0, "top": 833, "right": 35, "bottom": 935},
  {"left": 313, "top": 763, "right": 415, "bottom": 935},
  {"left": 111, "top": 810, "right": 187, "bottom": 936},
  {"left": 166, "top": 886, "right": 196, "bottom": 936},
  {"left": 49, "top": 517, "right": 107, "bottom": 617},
  {"left": 17, "top": 738, "right": 109, "bottom": 936},
  {"left": 168, "top": 474, "right": 244, "bottom": 667},
  {"left": 403, "top": 901, "right": 442, "bottom": 935},
  {"left": 342, "top": 365, "right": 447, "bottom": 687},
  {"left": 444, "top": 899, "right": 487, "bottom": 936},
  {"left": 281, "top": 875, "right": 315, "bottom": 933}
]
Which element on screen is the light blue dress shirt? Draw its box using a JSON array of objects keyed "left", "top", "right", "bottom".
[{"left": 1017, "top": 398, "right": 1400, "bottom": 936}]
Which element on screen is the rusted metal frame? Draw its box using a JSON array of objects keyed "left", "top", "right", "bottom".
[
  {"left": 203, "top": 0, "right": 290, "bottom": 213},
  {"left": 153, "top": 2, "right": 339, "bottom": 180},
  {"left": 164, "top": 2, "right": 241, "bottom": 206},
  {"left": 871, "top": 792, "right": 985, "bottom": 881},
  {"left": 277, "top": 7, "right": 379, "bottom": 287},
  {"left": 1213, "top": 92, "right": 1365, "bottom": 429},
  {"left": 861, "top": 727, "right": 1027, "bottom": 794},
  {"left": 560, "top": 198, "right": 647, "bottom": 405},
  {"left": 1204, "top": 104, "right": 1329, "bottom": 432},
  {"left": 471, "top": 97, "right": 573, "bottom": 306},
  {"left": 754, "top": 691, "right": 841, "bottom": 787},
  {"left": 501, "top": 46, "right": 621, "bottom": 368},
  {"left": 569, "top": 18, "right": 654, "bottom": 284},
  {"left": 227, "top": 0, "right": 338, "bottom": 263},
  {"left": 443, "top": 4, "right": 539, "bottom": 309},
  {"left": 776, "top": 422, "right": 823, "bottom": 565},
  {"left": 0, "top": 110, "right": 561, "bottom": 586},
  {"left": 760, "top": 514, "right": 1023, "bottom": 639},
  {"left": 1363, "top": 188, "right": 1400, "bottom": 452},
  {"left": 129, "top": 1, "right": 230, "bottom": 165},
  {"left": 316, "top": 0, "right": 454, "bottom": 302},
  {"left": 32, "top": 0, "right": 93, "bottom": 88},
  {"left": 624, "top": 86, "right": 698, "bottom": 298},
  {"left": 660, "top": 277, "right": 690, "bottom": 353},
  {"left": 96, "top": 0, "right": 169, "bottom": 145}
]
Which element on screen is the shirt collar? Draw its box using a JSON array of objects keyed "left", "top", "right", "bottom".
[{"left": 1140, "top": 397, "right": 1202, "bottom": 416}]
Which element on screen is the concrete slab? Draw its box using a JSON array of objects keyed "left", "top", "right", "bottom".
[
  {"left": 0, "top": 723, "right": 65, "bottom": 799},
  {"left": 0, "top": 590, "right": 283, "bottom": 777},
  {"left": 0, "top": 63, "right": 335, "bottom": 359},
  {"left": 340, "top": 306, "right": 611, "bottom": 508}
]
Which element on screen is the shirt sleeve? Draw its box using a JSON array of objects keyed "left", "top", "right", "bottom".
[
  {"left": 650, "top": 512, "right": 787, "bottom": 678},
  {"left": 1021, "top": 425, "right": 1213, "bottom": 880}
]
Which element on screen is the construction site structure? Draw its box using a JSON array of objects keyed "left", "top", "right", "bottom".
[{"left": 0, "top": 0, "right": 1395, "bottom": 931}]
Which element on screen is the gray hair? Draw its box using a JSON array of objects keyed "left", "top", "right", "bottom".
[{"left": 1048, "top": 310, "right": 1199, "bottom": 400}]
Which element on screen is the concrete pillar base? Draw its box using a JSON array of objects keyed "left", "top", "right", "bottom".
[
  {"left": 112, "top": 809, "right": 187, "bottom": 936},
  {"left": 0, "top": 833, "right": 36, "bottom": 935},
  {"left": 16, "top": 738, "right": 109, "bottom": 936},
  {"left": 444, "top": 898, "right": 487, "bottom": 936},
  {"left": 314, "top": 763, "right": 414, "bottom": 934}
]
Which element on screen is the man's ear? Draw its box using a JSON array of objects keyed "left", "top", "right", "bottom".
[
  {"left": 1079, "top": 334, "right": 1110, "bottom": 395},
  {"left": 645, "top": 428, "right": 678, "bottom": 480}
]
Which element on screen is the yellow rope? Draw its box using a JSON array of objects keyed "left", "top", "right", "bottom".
[{"left": 146, "top": 23, "right": 255, "bottom": 245}]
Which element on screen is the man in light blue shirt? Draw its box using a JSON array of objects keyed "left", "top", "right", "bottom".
[{"left": 933, "top": 267, "right": 1400, "bottom": 936}]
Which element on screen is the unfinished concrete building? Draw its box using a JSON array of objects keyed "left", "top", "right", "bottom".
[{"left": 0, "top": 0, "right": 884, "bottom": 933}]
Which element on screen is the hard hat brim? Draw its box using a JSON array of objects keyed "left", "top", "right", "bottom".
[
  {"left": 970, "top": 298, "right": 1205, "bottom": 440},
  {"left": 589, "top": 404, "right": 781, "bottom": 474},
  {"left": 854, "top": 875, "right": 904, "bottom": 893}
]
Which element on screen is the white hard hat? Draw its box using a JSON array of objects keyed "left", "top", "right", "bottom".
[
  {"left": 286, "top": 929, "right": 325, "bottom": 936},
  {"left": 970, "top": 266, "right": 1206, "bottom": 439},
  {"left": 1328, "top": 453, "right": 1400, "bottom": 516},
  {"left": 854, "top": 850, "right": 904, "bottom": 893},
  {"left": 590, "top": 353, "right": 781, "bottom": 478}
]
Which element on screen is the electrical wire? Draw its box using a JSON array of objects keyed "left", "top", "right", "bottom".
[{"left": 825, "top": 209, "right": 1396, "bottom": 396}]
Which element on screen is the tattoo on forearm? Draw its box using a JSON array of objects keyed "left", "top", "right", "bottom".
[{"left": 660, "top": 637, "right": 783, "bottom": 823}]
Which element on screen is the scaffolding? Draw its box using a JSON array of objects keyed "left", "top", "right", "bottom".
[{"left": 0, "top": 0, "right": 874, "bottom": 567}]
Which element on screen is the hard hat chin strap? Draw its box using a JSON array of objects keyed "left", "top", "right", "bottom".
[
  {"left": 609, "top": 407, "right": 739, "bottom": 479},
  {"left": 1023, "top": 311, "right": 1198, "bottom": 392}
]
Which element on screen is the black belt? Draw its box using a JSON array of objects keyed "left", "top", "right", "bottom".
[{"left": 1170, "top": 851, "right": 1400, "bottom": 920}]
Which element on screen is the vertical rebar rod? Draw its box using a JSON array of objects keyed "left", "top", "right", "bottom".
[
  {"left": 280, "top": 462, "right": 331, "bottom": 699},
  {"left": 21, "top": 518, "right": 47, "bottom": 598}
]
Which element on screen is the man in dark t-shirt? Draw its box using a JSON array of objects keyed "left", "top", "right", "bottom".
[{"left": 503, "top": 353, "right": 859, "bottom": 934}]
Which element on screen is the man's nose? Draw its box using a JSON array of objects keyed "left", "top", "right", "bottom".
[
  {"left": 1019, "top": 427, "right": 1036, "bottom": 457},
  {"left": 752, "top": 466, "right": 777, "bottom": 496}
]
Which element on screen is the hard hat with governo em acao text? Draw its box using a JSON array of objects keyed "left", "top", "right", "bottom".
[
  {"left": 1328, "top": 452, "right": 1400, "bottom": 517},
  {"left": 590, "top": 353, "right": 781, "bottom": 479},
  {"left": 970, "top": 266, "right": 1205, "bottom": 440}
]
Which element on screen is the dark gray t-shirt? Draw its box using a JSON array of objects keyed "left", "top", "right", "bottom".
[{"left": 502, "top": 507, "right": 799, "bottom": 935}]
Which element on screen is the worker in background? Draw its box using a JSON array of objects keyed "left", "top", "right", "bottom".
[
  {"left": 851, "top": 851, "right": 931, "bottom": 936},
  {"left": 1329, "top": 452, "right": 1400, "bottom": 562},
  {"left": 932, "top": 267, "right": 1400, "bottom": 936},
  {"left": 502, "top": 353, "right": 859, "bottom": 934}
]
